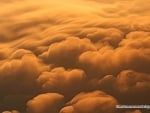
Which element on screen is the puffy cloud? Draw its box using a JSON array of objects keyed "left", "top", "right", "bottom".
[
  {"left": 88, "top": 28, "right": 123, "bottom": 45},
  {"left": 96, "top": 70, "right": 150, "bottom": 104},
  {"left": 26, "top": 93, "right": 64, "bottom": 113},
  {"left": 0, "top": 0, "right": 150, "bottom": 112},
  {"left": 60, "top": 90, "right": 118, "bottom": 113},
  {"left": 40, "top": 37, "right": 96, "bottom": 67},
  {"left": 37, "top": 67, "right": 86, "bottom": 98},
  {"left": 0, "top": 51, "right": 48, "bottom": 111},
  {"left": 78, "top": 27, "right": 124, "bottom": 48},
  {"left": 116, "top": 70, "right": 150, "bottom": 104},
  {"left": 0, "top": 53, "right": 46, "bottom": 94},
  {"left": 119, "top": 31, "right": 150, "bottom": 48},
  {"left": 79, "top": 31, "right": 150, "bottom": 77}
]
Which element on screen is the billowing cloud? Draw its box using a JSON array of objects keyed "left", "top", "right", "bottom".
[
  {"left": 40, "top": 37, "right": 96, "bottom": 67},
  {"left": 0, "top": 51, "right": 48, "bottom": 112},
  {"left": 26, "top": 93, "right": 64, "bottom": 113},
  {"left": 37, "top": 67, "right": 86, "bottom": 98},
  {"left": 79, "top": 31, "right": 150, "bottom": 77},
  {"left": 0, "top": 52, "right": 46, "bottom": 94},
  {"left": 93, "top": 70, "right": 150, "bottom": 104},
  {"left": 0, "top": 0, "right": 150, "bottom": 113},
  {"left": 60, "top": 90, "right": 118, "bottom": 113}
]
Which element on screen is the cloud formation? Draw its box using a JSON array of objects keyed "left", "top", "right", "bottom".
[
  {"left": 60, "top": 90, "right": 118, "bottom": 113},
  {"left": 0, "top": 0, "right": 150, "bottom": 113},
  {"left": 37, "top": 67, "right": 86, "bottom": 98},
  {"left": 26, "top": 93, "right": 64, "bottom": 113}
]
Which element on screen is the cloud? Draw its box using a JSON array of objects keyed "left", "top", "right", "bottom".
[
  {"left": 95, "top": 70, "right": 150, "bottom": 104},
  {"left": 40, "top": 37, "right": 96, "bottom": 67},
  {"left": 125, "top": 110, "right": 142, "bottom": 113},
  {"left": 60, "top": 90, "right": 118, "bottom": 113},
  {"left": 0, "top": 0, "right": 150, "bottom": 113},
  {"left": 0, "top": 48, "right": 14, "bottom": 60},
  {"left": 85, "top": 28, "right": 123, "bottom": 47},
  {"left": 0, "top": 53, "right": 46, "bottom": 94},
  {"left": 26, "top": 93, "right": 64, "bottom": 113},
  {"left": 37, "top": 67, "right": 86, "bottom": 99},
  {"left": 0, "top": 51, "right": 48, "bottom": 111},
  {"left": 2, "top": 110, "right": 20, "bottom": 113},
  {"left": 79, "top": 31, "right": 150, "bottom": 77}
]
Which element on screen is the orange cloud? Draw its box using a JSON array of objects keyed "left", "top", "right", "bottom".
[
  {"left": 26, "top": 93, "right": 64, "bottom": 113},
  {"left": 0, "top": 0, "right": 150, "bottom": 113},
  {"left": 37, "top": 67, "right": 86, "bottom": 98},
  {"left": 60, "top": 90, "right": 118, "bottom": 113}
]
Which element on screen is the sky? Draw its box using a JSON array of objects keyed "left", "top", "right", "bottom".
[{"left": 0, "top": 0, "right": 150, "bottom": 113}]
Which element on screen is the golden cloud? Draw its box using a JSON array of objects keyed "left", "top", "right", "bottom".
[{"left": 0, "top": 0, "right": 150, "bottom": 113}]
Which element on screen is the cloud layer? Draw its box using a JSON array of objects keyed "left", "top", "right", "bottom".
[{"left": 0, "top": 0, "right": 150, "bottom": 113}]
